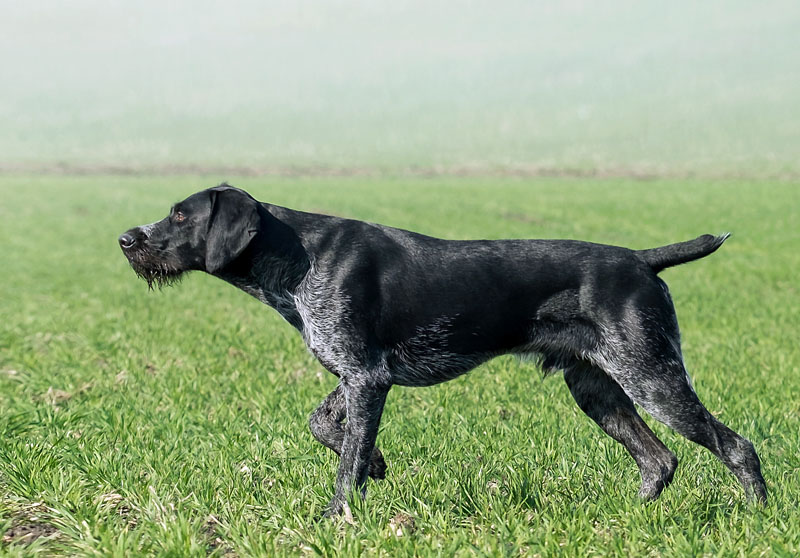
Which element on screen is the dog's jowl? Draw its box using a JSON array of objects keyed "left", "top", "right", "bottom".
[{"left": 119, "top": 184, "right": 767, "bottom": 515}]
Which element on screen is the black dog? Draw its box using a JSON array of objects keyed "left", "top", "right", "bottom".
[{"left": 119, "top": 184, "right": 767, "bottom": 515}]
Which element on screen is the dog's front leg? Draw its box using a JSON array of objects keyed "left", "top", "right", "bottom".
[
  {"left": 323, "top": 377, "right": 390, "bottom": 518},
  {"left": 309, "top": 384, "right": 388, "bottom": 479}
]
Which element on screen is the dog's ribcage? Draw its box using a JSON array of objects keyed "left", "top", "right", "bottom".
[{"left": 292, "top": 267, "right": 491, "bottom": 386}]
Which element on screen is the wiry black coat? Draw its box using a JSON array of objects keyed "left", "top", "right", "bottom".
[{"left": 119, "top": 185, "right": 766, "bottom": 516}]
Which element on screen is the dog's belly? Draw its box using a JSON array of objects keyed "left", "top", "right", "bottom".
[
  {"left": 385, "top": 347, "right": 494, "bottom": 387},
  {"left": 381, "top": 315, "right": 499, "bottom": 387},
  {"left": 382, "top": 308, "right": 601, "bottom": 387}
]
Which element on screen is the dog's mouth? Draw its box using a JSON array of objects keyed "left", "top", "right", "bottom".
[{"left": 123, "top": 250, "right": 185, "bottom": 290}]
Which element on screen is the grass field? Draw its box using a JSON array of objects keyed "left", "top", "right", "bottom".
[{"left": 1, "top": 175, "right": 798, "bottom": 556}]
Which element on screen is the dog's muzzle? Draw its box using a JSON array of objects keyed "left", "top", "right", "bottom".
[{"left": 119, "top": 226, "right": 184, "bottom": 289}]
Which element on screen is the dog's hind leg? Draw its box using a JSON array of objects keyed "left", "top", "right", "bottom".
[
  {"left": 309, "top": 384, "right": 387, "bottom": 480},
  {"left": 605, "top": 352, "right": 767, "bottom": 504},
  {"left": 564, "top": 360, "right": 678, "bottom": 500}
]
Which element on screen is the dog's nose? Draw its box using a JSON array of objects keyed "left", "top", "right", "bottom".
[{"left": 119, "top": 232, "right": 136, "bottom": 249}]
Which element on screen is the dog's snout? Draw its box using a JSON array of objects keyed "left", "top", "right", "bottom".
[{"left": 119, "top": 232, "right": 137, "bottom": 250}]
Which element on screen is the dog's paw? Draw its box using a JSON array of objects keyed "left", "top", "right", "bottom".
[
  {"left": 320, "top": 500, "right": 356, "bottom": 524},
  {"left": 320, "top": 500, "right": 343, "bottom": 520},
  {"left": 746, "top": 478, "right": 768, "bottom": 506},
  {"left": 368, "top": 449, "right": 387, "bottom": 480}
]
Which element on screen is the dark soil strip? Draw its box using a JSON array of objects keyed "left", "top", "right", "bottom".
[{"left": 1, "top": 162, "right": 798, "bottom": 181}]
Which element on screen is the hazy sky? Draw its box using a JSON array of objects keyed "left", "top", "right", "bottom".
[{"left": 2, "top": 1, "right": 798, "bottom": 174}]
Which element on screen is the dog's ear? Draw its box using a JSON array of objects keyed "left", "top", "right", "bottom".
[{"left": 205, "top": 188, "right": 261, "bottom": 273}]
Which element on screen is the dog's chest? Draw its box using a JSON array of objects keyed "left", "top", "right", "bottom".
[{"left": 292, "top": 275, "right": 363, "bottom": 374}]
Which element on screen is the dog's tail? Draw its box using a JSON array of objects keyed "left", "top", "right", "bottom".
[{"left": 635, "top": 233, "right": 730, "bottom": 273}]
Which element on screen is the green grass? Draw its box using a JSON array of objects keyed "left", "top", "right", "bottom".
[{"left": 1, "top": 176, "right": 799, "bottom": 557}]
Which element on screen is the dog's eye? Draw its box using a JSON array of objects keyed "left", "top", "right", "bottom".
[{"left": 174, "top": 212, "right": 186, "bottom": 223}]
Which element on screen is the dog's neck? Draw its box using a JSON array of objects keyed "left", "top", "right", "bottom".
[
  {"left": 215, "top": 214, "right": 311, "bottom": 330},
  {"left": 219, "top": 258, "right": 308, "bottom": 329}
]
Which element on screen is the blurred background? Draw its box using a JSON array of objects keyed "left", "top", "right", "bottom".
[{"left": 2, "top": 0, "right": 798, "bottom": 178}]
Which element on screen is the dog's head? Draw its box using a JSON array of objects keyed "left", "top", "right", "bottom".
[{"left": 119, "top": 184, "right": 261, "bottom": 288}]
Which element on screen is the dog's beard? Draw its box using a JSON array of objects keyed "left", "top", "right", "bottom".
[{"left": 125, "top": 252, "right": 185, "bottom": 290}]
